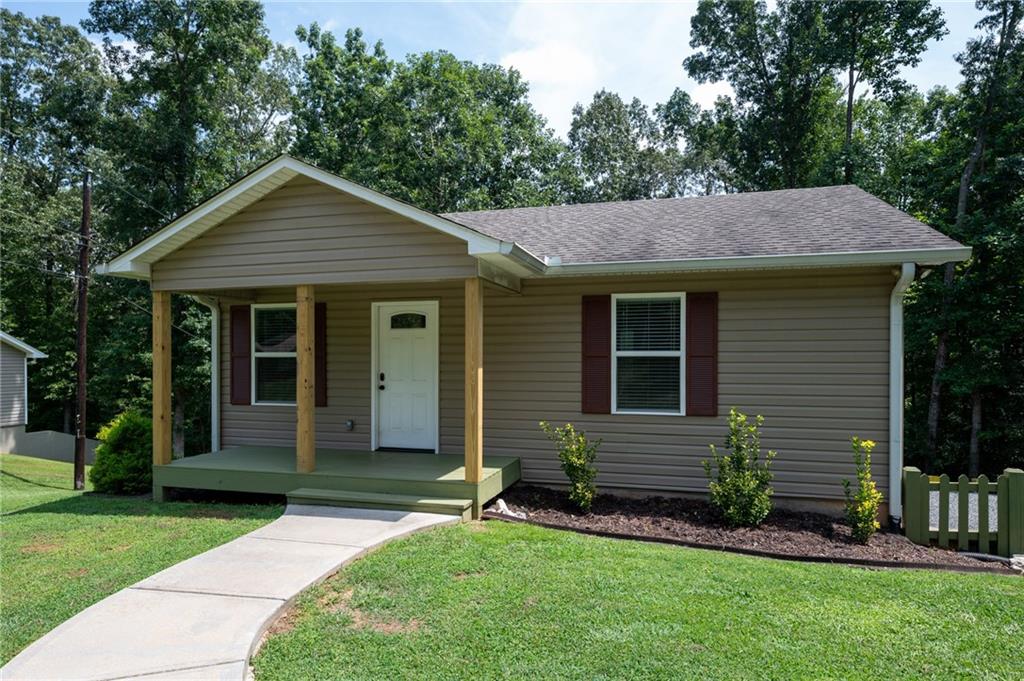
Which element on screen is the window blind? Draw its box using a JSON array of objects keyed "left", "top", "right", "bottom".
[
  {"left": 613, "top": 295, "right": 684, "bottom": 413},
  {"left": 254, "top": 308, "right": 296, "bottom": 353},
  {"left": 616, "top": 298, "right": 681, "bottom": 352}
]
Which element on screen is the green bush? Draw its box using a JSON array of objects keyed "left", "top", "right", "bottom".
[
  {"left": 540, "top": 421, "right": 600, "bottom": 512},
  {"left": 703, "top": 408, "right": 776, "bottom": 527},
  {"left": 89, "top": 410, "right": 153, "bottom": 495},
  {"left": 842, "top": 437, "right": 883, "bottom": 543}
]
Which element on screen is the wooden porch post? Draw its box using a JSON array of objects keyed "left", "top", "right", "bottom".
[
  {"left": 296, "top": 285, "right": 316, "bottom": 473},
  {"left": 152, "top": 290, "right": 172, "bottom": 469},
  {"left": 464, "top": 277, "right": 483, "bottom": 484}
]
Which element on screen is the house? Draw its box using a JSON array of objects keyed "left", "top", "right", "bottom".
[
  {"left": 98, "top": 155, "right": 969, "bottom": 520},
  {"left": 0, "top": 331, "right": 47, "bottom": 432},
  {"left": 0, "top": 331, "right": 99, "bottom": 462}
]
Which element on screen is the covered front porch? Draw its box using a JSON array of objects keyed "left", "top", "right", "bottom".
[
  {"left": 150, "top": 277, "right": 517, "bottom": 519},
  {"left": 153, "top": 446, "right": 521, "bottom": 519}
]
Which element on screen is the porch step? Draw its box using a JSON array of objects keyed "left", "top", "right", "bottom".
[{"left": 286, "top": 487, "right": 473, "bottom": 520}]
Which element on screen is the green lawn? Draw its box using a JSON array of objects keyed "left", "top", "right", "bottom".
[
  {"left": 254, "top": 521, "right": 1023, "bottom": 680},
  {"left": 0, "top": 453, "right": 282, "bottom": 665}
]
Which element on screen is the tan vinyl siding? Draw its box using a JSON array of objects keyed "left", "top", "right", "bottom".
[
  {"left": 151, "top": 178, "right": 478, "bottom": 291},
  {"left": 217, "top": 267, "right": 894, "bottom": 503},
  {"left": 0, "top": 343, "right": 27, "bottom": 427},
  {"left": 220, "top": 281, "right": 468, "bottom": 453}
]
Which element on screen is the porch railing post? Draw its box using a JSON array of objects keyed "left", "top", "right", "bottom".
[
  {"left": 152, "top": 289, "right": 172, "bottom": 469},
  {"left": 296, "top": 284, "right": 316, "bottom": 473},
  {"left": 464, "top": 277, "right": 483, "bottom": 484}
]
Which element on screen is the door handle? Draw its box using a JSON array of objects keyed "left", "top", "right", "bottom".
[{"left": 378, "top": 384, "right": 385, "bottom": 391}]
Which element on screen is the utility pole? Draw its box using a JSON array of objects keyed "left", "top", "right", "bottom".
[{"left": 74, "top": 169, "right": 91, "bottom": 490}]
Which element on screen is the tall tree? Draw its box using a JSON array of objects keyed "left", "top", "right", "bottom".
[
  {"left": 292, "top": 26, "right": 565, "bottom": 212},
  {"left": 83, "top": 0, "right": 289, "bottom": 454},
  {"left": 566, "top": 89, "right": 684, "bottom": 202},
  {"left": 685, "top": 0, "right": 838, "bottom": 190},
  {"left": 290, "top": 25, "right": 392, "bottom": 185},
  {"left": 657, "top": 88, "right": 741, "bottom": 195},
  {"left": 821, "top": 0, "right": 945, "bottom": 183},
  {"left": 921, "top": 0, "right": 1022, "bottom": 467},
  {"left": 1, "top": 10, "right": 110, "bottom": 434},
  {"left": 84, "top": 0, "right": 275, "bottom": 217}
]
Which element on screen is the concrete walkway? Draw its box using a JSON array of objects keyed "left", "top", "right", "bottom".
[{"left": 1, "top": 505, "right": 456, "bottom": 680}]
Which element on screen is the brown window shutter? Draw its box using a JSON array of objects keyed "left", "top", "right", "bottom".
[
  {"left": 229, "top": 305, "right": 251, "bottom": 405},
  {"left": 581, "top": 295, "right": 611, "bottom": 414},
  {"left": 315, "top": 302, "right": 327, "bottom": 407},
  {"left": 686, "top": 292, "right": 718, "bottom": 416}
]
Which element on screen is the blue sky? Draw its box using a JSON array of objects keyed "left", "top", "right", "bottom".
[{"left": 9, "top": 1, "right": 986, "bottom": 137}]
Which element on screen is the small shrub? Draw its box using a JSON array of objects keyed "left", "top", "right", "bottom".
[
  {"left": 703, "top": 408, "right": 776, "bottom": 527},
  {"left": 90, "top": 410, "right": 153, "bottom": 495},
  {"left": 540, "top": 421, "right": 600, "bottom": 512},
  {"left": 842, "top": 437, "right": 883, "bottom": 543}
]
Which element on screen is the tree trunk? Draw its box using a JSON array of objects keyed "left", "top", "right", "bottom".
[
  {"left": 44, "top": 255, "right": 54, "bottom": 317},
  {"left": 842, "top": 14, "right": 860, "bottom": 186},
  {"left": 172, "top": 386, "right": 185, "bottom": 459},
  {"left": 956, "top": 133, "right": 986, "bottom": 224},
  {"left": 844, "top": 61, "right": 856, "bottom": 184},
  {"left": 925, "top": 262, "right": 955, "bottom": 458},
  {"left": 968, "top": 388, "right": 982, "bottom": 478}
]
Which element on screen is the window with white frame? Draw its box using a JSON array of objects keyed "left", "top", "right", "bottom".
[
  {"left": 252, "top": 304, "right": 297, "bottom": 405},
  {"left": 612, "top": 293, "right": 685, "bottom": 414}
]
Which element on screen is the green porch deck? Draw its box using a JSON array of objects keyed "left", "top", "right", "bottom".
[{"left": 153, "top": 446, "right": 521, "bottom": 518}]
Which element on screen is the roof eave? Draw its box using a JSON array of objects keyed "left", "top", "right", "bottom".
[
  {"left": 539, "top": 247, "right": 972, "bottom": 276},
  {"left": 0, "top": 331, "right": 47, "bottom": 359},
  {"left": 95, "top": 260, "right": 151, "bottom": 280}
]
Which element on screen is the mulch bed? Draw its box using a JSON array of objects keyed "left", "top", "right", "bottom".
[{"left": 488, "top": 485, "right": 1016, "bottom": 574}]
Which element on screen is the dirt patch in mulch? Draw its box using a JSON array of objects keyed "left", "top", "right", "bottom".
[{"left": 491, "top": 485, "right": 1015, "bottom": 574}]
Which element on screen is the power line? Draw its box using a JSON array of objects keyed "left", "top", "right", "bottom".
[
  {"left": 0, "top": 208, "right": 120, "bottom": 250},
  {"left": 0, "top": 258, "right": 201, "bottom": 339},
  {"left": 100, "top": 174, "right": 174, "bottom": 222},
  {"left": 1, "top": 146, "right": 174, "bottom": 223},
  {"left": 0, "top": 258, "right": 85, "bottom": 280}
]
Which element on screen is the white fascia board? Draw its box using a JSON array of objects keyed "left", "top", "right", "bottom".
[
  {"left": 0, "top": 331, "right": 47, "bottom": 359},
  {"left": 98, "top": 155, "right": 512, "bottom": 280},
  {"left": 95, "top": 260, "right": 151, "bottom": 279},
  {"left": 101, "top": 158, "right": 299, "bottom": 277},
  {"left": 539, "top": 247, "right": 972, "bottom": 276}
]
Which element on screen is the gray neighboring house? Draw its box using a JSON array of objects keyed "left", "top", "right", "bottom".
[
  {"left": 0, "top": 331, "right": 97, "bottom": 462},
  {"left": 0, "top": 331, "right": 46, "bottom": 431},
  {"left": 99, "top": 155, "right": 971, "bottom": 520}
]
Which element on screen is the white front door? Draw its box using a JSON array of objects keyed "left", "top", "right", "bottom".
[{"left": 374, "top": 301, "right": 439, "bottom": 451}]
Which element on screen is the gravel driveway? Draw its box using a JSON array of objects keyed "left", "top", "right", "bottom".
[{"left": 929, "top": 491, "right": 998, "bottom": 532}]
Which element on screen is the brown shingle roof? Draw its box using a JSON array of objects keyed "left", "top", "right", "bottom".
[{"left": 442, "top": 185, "right": 962, "bottom": 264}]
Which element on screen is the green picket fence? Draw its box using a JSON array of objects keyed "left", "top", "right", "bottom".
[{"left": 903, "top": 466, "right": 1024, "bottom": 557}]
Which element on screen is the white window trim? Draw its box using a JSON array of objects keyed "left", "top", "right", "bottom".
[
  {"left": 611, "top": 292, "right": 686, "bottom": 416},
  {"left": 251, "top": 303, "right": 298, "bottom": 407}
]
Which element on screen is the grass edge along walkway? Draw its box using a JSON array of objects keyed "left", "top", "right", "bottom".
[
  {"left": 0, "top": 452, "right": 282, "bottom": 665},
  {"left": 254, "top": 519, "right": 1023, "bottom": 680}
]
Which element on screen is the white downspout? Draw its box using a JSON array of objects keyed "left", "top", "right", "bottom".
[
  {"left": 889, "top": 262, "right": 915, "bottom": 522},
  {"left": 193, "top": 296, "right": 221, "bottom": 453}
]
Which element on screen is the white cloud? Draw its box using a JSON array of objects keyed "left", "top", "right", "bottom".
[
  {"left": 501, "top": 42, "right": 600, "bottom": 136},
  {"left": 690, "top": 80, "right": 734, "bottom": 109},
  {"left": 497, "top": 1, "right": 704, "bottom": 138}
]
